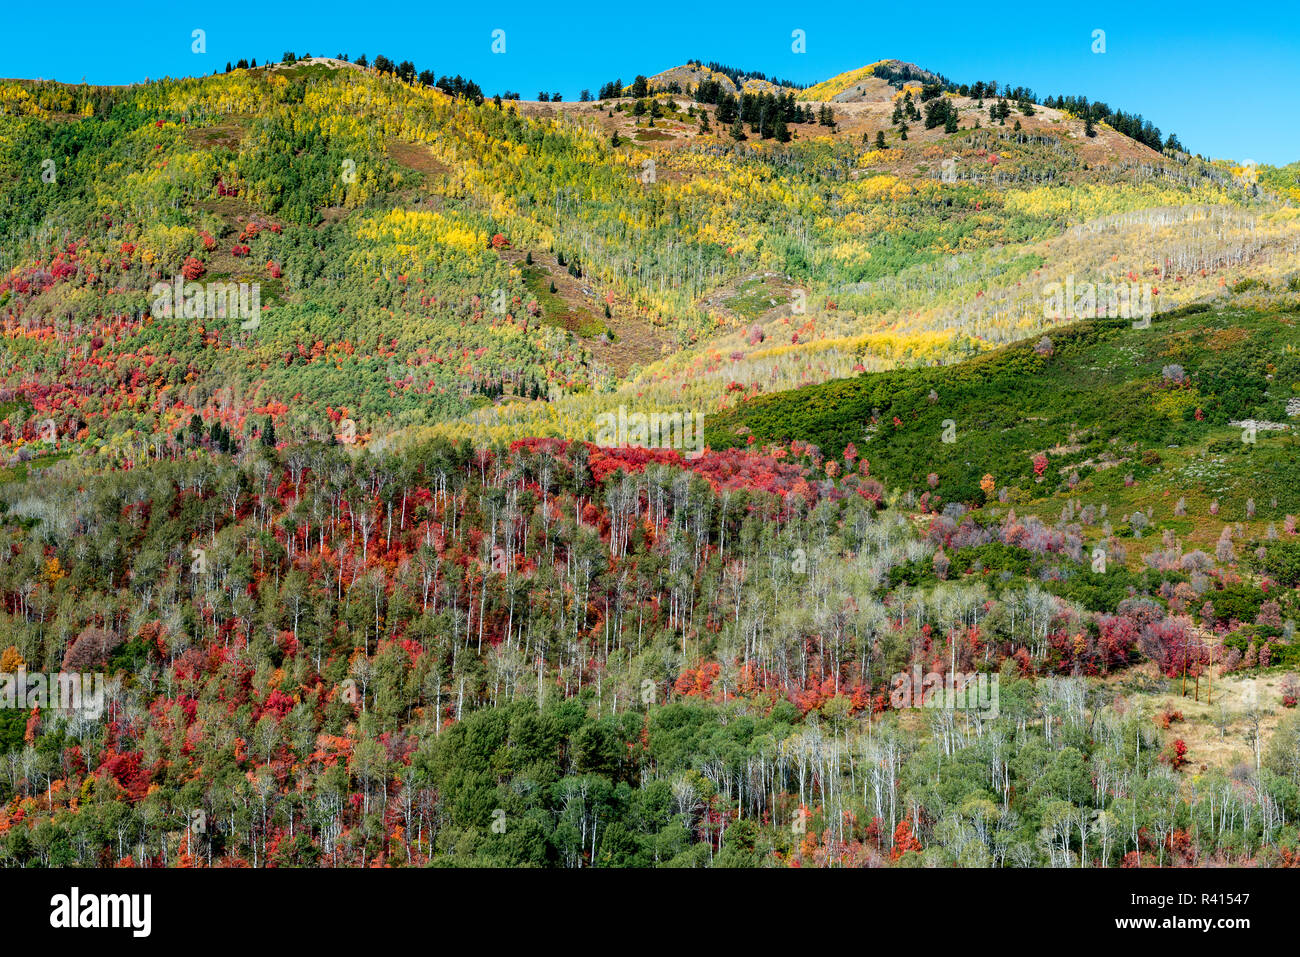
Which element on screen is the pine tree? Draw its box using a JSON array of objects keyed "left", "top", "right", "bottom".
[{"left": 875, "top": 130, "right": 886, "bottom": 150}]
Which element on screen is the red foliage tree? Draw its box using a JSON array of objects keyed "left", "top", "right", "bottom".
[{"left": 890, "top": 817, "right": 923, "bottom": 860}]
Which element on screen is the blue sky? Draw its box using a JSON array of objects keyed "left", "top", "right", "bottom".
[{"left": 5, "top": 1, "right": 1298, "bottom": 164}]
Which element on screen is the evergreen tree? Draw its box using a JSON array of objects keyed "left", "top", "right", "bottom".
[
  {"left": 715, "top": 94, "right": 737, "bottom": 125},
  {"left": 924, "top": 98, "right": 949, "bottom": 130}
]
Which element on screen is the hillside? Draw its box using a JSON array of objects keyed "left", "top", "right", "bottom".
[
  {"left": 706, "top": 302, "right": 1300, "bottom": 561},
  {"left": 4, "top": 58, "right": 1289, "bottom": 467},
  {"left": 1, "top": 53, "right": 1299, "bottom": 872}
]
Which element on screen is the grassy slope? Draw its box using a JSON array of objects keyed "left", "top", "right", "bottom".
[{"left": 706, "top": 302, "right": 1300, "bottom": 558}]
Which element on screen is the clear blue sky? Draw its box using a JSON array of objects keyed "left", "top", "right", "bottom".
[{"left": 5, "top": 1, "right": 1298, "bottom": 165}]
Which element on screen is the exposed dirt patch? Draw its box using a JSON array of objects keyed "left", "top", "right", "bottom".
[
  {"left": 187, "top": 122, "right": 247, "bottom": 151},
  {"left": 317, "top": 205, "right": 350, "bottom": 225},
  {"left": 700, "top": 272, "right": 797, "bottom": 325},
  {"left": 499, "top": 247, "right": 671, "bottom": 376},
  {"left": 191, "top": 196, "right": 283, "bottom": 286},
  {"left": 386, "top": 138, "right": 449, "bottom": 178},
  {"left": 1101, "top": 661, "right": 1294, "bottom": 775}
]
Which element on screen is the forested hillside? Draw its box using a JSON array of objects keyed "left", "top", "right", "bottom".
[{"left": 1, "top": 54, "right": 1299, "bottom": 869}]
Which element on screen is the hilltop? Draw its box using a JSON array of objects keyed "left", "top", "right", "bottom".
[{"left": 797, "top": 59, "right": 943, "bottom": 102}]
